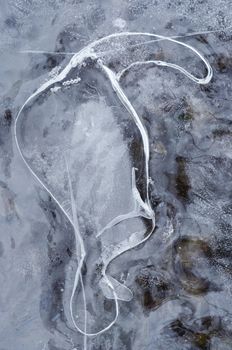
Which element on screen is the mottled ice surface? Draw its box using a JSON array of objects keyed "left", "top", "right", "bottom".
[{"left": 1, "top": 1, "right": 232, "bottom": 349}]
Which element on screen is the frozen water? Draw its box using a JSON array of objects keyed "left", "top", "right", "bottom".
[{"left": 1, "top": 0, "right": 232, "bottom": 349}]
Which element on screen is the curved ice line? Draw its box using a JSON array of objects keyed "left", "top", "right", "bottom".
[
  {"left": 14, "top": 30, "right": 213, "bottom": 337},
  {"left": 99, "top": 62, "right": 151, "bottom": 204},
  {"left": 118, "top": 59, "right": 211, "bottom": 83}
]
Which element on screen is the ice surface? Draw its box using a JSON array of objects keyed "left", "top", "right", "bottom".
[{"left": 1, "top": 0, "right": 232, "bottom": 349}]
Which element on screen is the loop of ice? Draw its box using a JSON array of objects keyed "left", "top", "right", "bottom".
[{"left": 14, "top": 30, "right": 214, "bottom": 340}]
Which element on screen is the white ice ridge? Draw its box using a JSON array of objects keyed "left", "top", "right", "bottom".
[{"left": 14, "top": 30, "right": 214, "bottom": 339}]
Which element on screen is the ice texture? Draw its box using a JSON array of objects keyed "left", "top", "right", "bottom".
[{"left": 1, "top": 1, "right": 232, "bottom": 349}]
